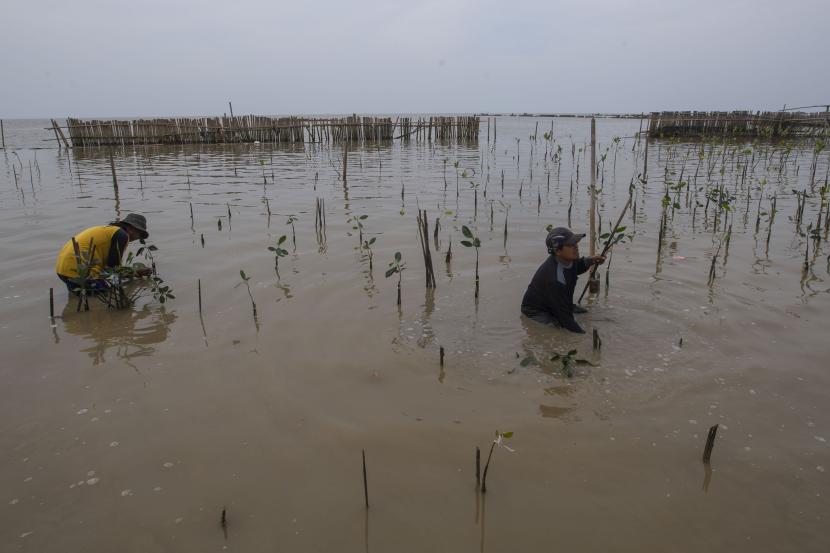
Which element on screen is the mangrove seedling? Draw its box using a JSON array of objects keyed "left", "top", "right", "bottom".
[
  {"left": 239, "top": 269, "right": 257, "bottom": 318},
  {"left": 385, "top": 251, "right": 406, "bottom": 306},
  {"left": 460, "top": 225, "right": 482, "bottom": 298},
  {"left": 363, "top": 237, "right": 376, "bottom": 272},
  {"left": 267, "top": 236, "right": 289, "bottom": 279},
  {"left": 480, "top": 430, "right": 514, "bottom": 493},
  {"left": 286, "top": 214, "right": 298, "bottom": 249},
  {"left": 348, "top": 214, "right": 369, "bottom": 246},
  {"left": 551, "top": 349, "right": 593, "bottom": 378}
]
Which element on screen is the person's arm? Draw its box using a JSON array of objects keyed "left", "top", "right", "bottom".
[
  {"left": 576, "top": 256, "right": 605, "bottom": 275},
  {"left": 106, "top": 229, "right": 129, "bottom": 267},
  {"left": 543, "top": 280, "right": 585, "bottom": 333}
]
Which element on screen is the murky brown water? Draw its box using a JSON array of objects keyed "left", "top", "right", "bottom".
[{"left": 1, "top": 117, "right": 828, "bottom": 552}]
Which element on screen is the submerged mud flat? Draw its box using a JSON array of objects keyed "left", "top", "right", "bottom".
[{"left": 1, "top": 116, "right": 828, "bottom": 552}]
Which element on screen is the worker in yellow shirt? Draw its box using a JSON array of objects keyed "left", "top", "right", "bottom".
[{"left": 55, "top": 213, "right": 152, "bottom": 293}]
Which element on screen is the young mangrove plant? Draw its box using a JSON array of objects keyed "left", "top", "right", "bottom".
[
  {"left": 96, "top": 241, "right": 174, "bottom": 310},
  {"left": 460, "top": 225, "right": 482, "bottom": 298},
  {"left": 348, "top": 214, "right": 369, "bottom": 246},
  {"left": 267, "top": 236, "right": 289, "bottom": 279},
  {"left": 550, "top": 349, "right": 593, "bottom": 378},
  {"left": 480, "top": 430, "right": 514, "bottom": 493},
  {"left": 362, "top": 237, "right": 376, "bottom": 272},
  {"left": 239, "top": 270, "right": 257, "bottom": 318},
  {"left": 286, "top": 214, "right": 298, "bottom": 250},
  {"left": 385, "top": 252, "right": 406, "bottom": 306}
]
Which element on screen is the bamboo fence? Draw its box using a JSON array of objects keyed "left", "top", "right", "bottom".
[
  {"left": 647, "top": 111, "right": 829, "bottom": 138},
  {"left": 62, "top": 115, "right": 480, "bottom": 147}
]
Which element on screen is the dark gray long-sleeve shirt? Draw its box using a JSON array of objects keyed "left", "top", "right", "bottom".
[{"left": 521, "top": 255, "right": 591, "bottom": 332}]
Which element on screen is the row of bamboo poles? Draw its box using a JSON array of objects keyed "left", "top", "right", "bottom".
[
  {"left": 62, "top": 115, "right": 480, "bottom": 147},
  {"left": 647, "top": 110, "right": 829, "bottom": 138}
]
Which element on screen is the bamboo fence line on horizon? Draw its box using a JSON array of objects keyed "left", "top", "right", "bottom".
[
  {"left": 58, "top": 115, "right": 481, "bottom": 147},
  {"left": 647, "top": 110, "right": 830, "bottom": 139}
]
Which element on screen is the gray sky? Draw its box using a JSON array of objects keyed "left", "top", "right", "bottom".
[{"left": 2, "top": 0, "right": 827, "bottom": 118}]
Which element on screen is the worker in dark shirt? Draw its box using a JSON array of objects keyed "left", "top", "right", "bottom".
[
  {"left": 55, "top": 213, "right": 152, "bottom": 293},
  {"left": 521, "top": 227, "right": 605, "bottom": 333}
]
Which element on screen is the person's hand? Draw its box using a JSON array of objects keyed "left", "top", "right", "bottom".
[{"left": 591, "top": 255, "right": 606, "bottom": 266}]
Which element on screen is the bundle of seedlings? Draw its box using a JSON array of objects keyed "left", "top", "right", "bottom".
[{"left": 70, "top": 238, "right": 174, "bottom": 311}]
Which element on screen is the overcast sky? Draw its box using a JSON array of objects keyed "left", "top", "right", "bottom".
[{"left": 1, "top": 0, "right": 827, "bottom": 118}]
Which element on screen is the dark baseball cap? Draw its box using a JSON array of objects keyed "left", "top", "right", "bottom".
[{"left": 546, "top": 227, "right": 585, "bottom": 252}]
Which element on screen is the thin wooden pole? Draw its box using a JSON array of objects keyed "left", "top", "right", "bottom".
[
  {"left": 0, "top": 119, "right": 5, "bottom": 149},
  {"left": 343, "top": 144, "right": 348, "bottom": 186},
  {"left": 703, "top": 424, "right": 718, "bottom": 463},
  {"left": 49, "top": 288, "right": 54, "bottom": 319},
  {"left": 475, "top": 447, "right": 481, "bottom": 488},
  {"left": 589, "top": 118, "right": 597, "bottom": 256},
  {"left": 362, "top": 449, "right": 369, "bottom": 509},
  {"left": 109, "top": 150, "right": 118, "bottom": 191}
]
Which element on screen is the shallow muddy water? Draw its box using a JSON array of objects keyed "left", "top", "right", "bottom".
[{"left": 1, "top": 116, "right": 828, "bottom": 552}]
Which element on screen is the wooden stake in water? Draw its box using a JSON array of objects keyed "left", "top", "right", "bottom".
[
  {"left": 198, "top": 279, "right": 203, "bottom": 315},
  {"left": 109, "top": 150, "right": 118, "bottom": 191},
  {"left": 440, "top": 346, "right": 445, "bottom": 367},
  {"left": 703, "top": 424, "right": 718, "bottom": 463},
  {"left": 343, "top": 144, "right": 348, "bottom": 186},
  {"left": 589, "top": 118, "right": 597, "bottom": 257},
  {"left": 49, "top": 288, "right": 54, "bottom": 320},
  {"left": 0, "top": 119, "right": 5, "bottom": 149},
  {"left": 362, "top": 449, "right": 369, "bottom": 509},
  {"left": 592, "top": 328, "right": 601, "bottom": 351},
  {"left": 476, "top": 447, "right": 481, "bottom": 488}
]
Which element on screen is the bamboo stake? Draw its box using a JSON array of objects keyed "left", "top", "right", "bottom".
[
  {"left": 362, "top": 449, "right": 369, "bottom": 509},
  {"left": 476, "top": 447, "right": 481, "bottom": 488},
  {"left": 589, "top": 118, "right": 597, "bottom": 257},
  {"left": 109, "top": 150, "right": 118, "bottom": 191},
  {"left": 702, "top": 424, "right": 718, "bottom": 463}
]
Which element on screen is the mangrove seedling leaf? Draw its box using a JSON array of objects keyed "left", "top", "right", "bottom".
[
  {"left": 240, "top": 270, "right": 247, "bottom": 280},
  {"left": 567, "top": 349, "right": 577, "bottom": 357},
  {"left": 520, "top": 354, "right": 537, "bottom": 367},
  {"left": 278, "top": 235, "right": 287, "bottom": 245},
  {"left": 460, "top": 240, "right": 473, "bottom": 248},
  {"left": 394, "top": 251, "right": 402, "bottom": 263},
  {"left": 461, "top": 225, "right": 473, "bottom": 238},
  {"left": 501, "top": 431, "right": 514, "bottom": 439},
  {"left": 385, "top": 267, "right": 397, "bottom": 278},
  {"left": 267, "top": 246, "right": 276, "bottom": 251}
]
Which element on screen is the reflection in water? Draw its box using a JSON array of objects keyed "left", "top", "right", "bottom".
[
  {"left": 538, "top": 404, "right": 575, "bottom": 420},
  {"left": 702, "top": 464, "right": 713, "bottom": 492},
  {"left": 60, "top": 300, "right": 176, "bottom": 367}
]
